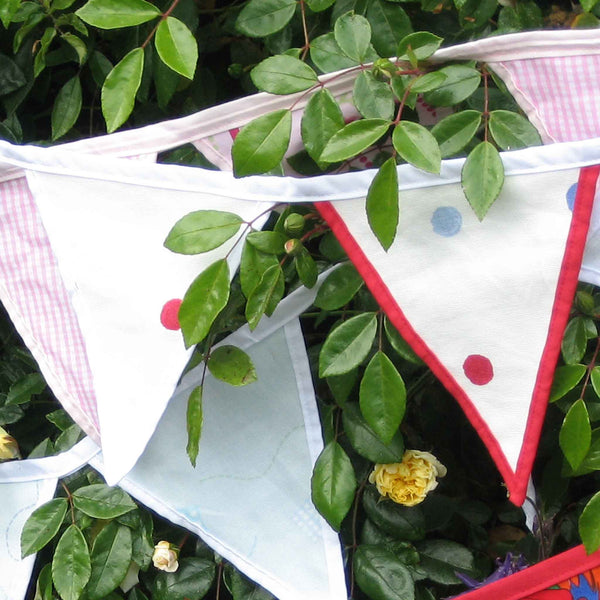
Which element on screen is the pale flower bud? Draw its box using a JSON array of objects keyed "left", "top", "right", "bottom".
[
  {"left": 0, "top": 426, "right": 20, "bottom": 461},
  {"left": 152, "top": 541, "right": 179, "bottom": 573}
]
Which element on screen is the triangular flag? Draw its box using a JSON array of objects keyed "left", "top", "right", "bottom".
[
  {"left": 90, "top": 279, "right": 347, "bottom": 600},
  {"left": 317, "top": 140, "right": 600, "bottom": 505}
]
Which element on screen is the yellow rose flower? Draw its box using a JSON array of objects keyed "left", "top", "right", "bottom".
[
  {"left": 369, "top": 450, "right": 447, "bottom": 506},
  {"left": 152, "top": 541, "right": 179, "bottom": 572},
  {"left": 0, "top": 426, "right": 20, "bottom": 461}
]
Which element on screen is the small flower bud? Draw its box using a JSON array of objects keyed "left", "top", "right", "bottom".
[
  {"left": 0, "top": 426, "right": 20, "bottom": 461},
  {"left": 284, "top": 238, "right": 303, "bottom": 256},
  {"left": 283, "top": 213, "right": 305, "bottom": 237},
  {"left": 152, "top": 541, "right": 179, "bottom": 573}
]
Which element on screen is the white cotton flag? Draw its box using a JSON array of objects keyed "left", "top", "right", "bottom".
[{"left": 91, "top": 279, "right": 347, "bottom": 600}]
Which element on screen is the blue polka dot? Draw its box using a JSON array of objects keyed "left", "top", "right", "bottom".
[
  {"left": 431, "top": 207, "right": 462, "bottom": 237},
  {"left": 566, "top": 183, "right": 578, "bottom": 211}
]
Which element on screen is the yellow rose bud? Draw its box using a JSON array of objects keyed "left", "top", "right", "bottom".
[
  {"left": 0, "top": 426, "right": 20, "bottom": 461},
  {"left": 369, "top": 450, "right": 447, "bottom": 507},
  {"left": 152, "top": 541, "right": 179, "bottom": 573}
]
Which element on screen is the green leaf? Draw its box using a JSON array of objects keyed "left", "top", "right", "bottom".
[
  {"left": 560, "top": 398, "right": 591, "bottom": 470},
  {"left": 301, "top": 88, "right": 345, "bottom": 166},
  {"left": 72, "top": 484, "right": 137, "bottom": 519},
  {"left": 384, "top": 318, "right": 423, "bottom": 364},
  {"left": 416, "top": 539, "right": 475, "bottom": 585},
  {"left": 240, "top": 242, "right": 279, "bottom": 299},
  {"left": 366, "top": 158, "right": 399, "bottom": 250},
  {"left": 232, "top": 109, "right": 291, "bottom": 177},
  {"left": 0, "top": 53, "right": 26, "bottom": 95},
  {"left": 208, "top": 345, "right": 257, "bottom": 386},
  {"left": 179, "top": 259, "right": 230, "bottom": 347},
  {"left": 311, "top": 441, "right": 357, "bottom": 530},
  {"left": 51, "top": 75, "right": 82, "bottom": 141},
  {"left": 0, "top": 0, "right": 20, "bottom": 28},
  {"left": 409, "top": 72, "right": 447, "bottom": 94},
  {"left": 306, "top": 0, "right": 335, "bottom": 12},
  {"left": 101, "top": 47, "right": 144, "bottom": 133},
  {"left": 328, "top": 370, "right": 358, "bottom": 406},
  {"left": 6, "top": 373, "right": 45, "bottom": 405},
  {"left": 310, "top": 32, "right": 358, "bottom": 73},
  {"left": 461, "top": 141, "right": 504, "bottom": 220},
  {"left": 52, "top": 525, "right": 91, "bottom": 600},
  {"left": 35, "top": 563, "right": 53, "bottom": 600},
  {"left": 550, "top": 364, "right": 587, "bottom": 402},
  {"left": 458, "top": 0, "right": 498, "bottom": 29},
  {"left": 186, "top": 386, "right": 203, "bottom": 467},
  {"left": 431, "top": 110, "right": 481, "bottom": 158},
  {"left": 581, "top": 0, "right": 600, "bottom": 10},
  {"left": 314, "top": 262, "right": 364, "bottom": 310},
  {"left": 295, "top": 249, "right": 318, "bottom": 288},
  {"left": 366, "top": 0, "right": 412, "bottom": 57},
  {"left": 246, "top": 231, "right": 286, "bottom": 254},
  {"left": 397, "top": 32, "right": 443, "bottom": 62},
  {"left": 235, "top": 0, "right": 296, "bottom": 37},
  {"left": 61, "top": 33, "right": 87, "bottom": 64},
  {"left": 21, "top": 498, "right": 68, "bottom": 558},
  {"left": 320, "top": 119, "right": 390, "bottom": 163},
  {"left": 251, "top": 55, "right": 318, "bottom": 94},
  {"left": 319, "top": 312, "right": 377, "bottom": 377},
  {"left": 224, "top": 566, "right": 275, "bottom": 600},
  {"left": 245, "top": 264, "right": 284, "bottom": 329},
  {"left": 591, "top": 366, "right": 600, "bottom": 398},
  {"left": 152, "top": 557, "right": 215, "bottom": 600},
  {"left": 354, "top": 545, "right": 415, "bottom": 600},
  {"left": 362, "top": 486, "right": 425, "bottom": 540},
  {"left": 580, "top": 491, "right": 600, "bottom": 553},
  {"left": 488, "top": 110, "right": 542, "bottom": 151},
  {"left": 353, "top": 71, "right": 395, "bottom": 120},
  {"left": 360, "top": 351, "right": 406, "bottom": 444},
  {"left": 155, "top": 17, "right": 197, "bottom": 79},
  {"left": 343, "top": 403, "right": 405, "bottom": 463},
  {"left": 87, "top": 522, "right": 133, "bottom": 600},
  {"left": 33, "top": 27, "right": 56, "bottom": 77},
  {"left": 423, "top": 65, "right": 481, "bottom": 107},
  {"left": 392, "top": 121, "right": 441, "bottom": 174},
  {"left": 164, "top": 211, "right": 243, "bottom": 255},
  {"left": 76, "top": 0, "right": 160, "bottom": 28},
  {"left": 334, "top": 12, "right": 371, "bottom": 62},
  {"left": 561, "top": 317, "right": 589, "bottom": 365}
]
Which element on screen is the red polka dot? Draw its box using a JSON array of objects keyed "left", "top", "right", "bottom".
[
  {"left": 161, "top": 299, "right": 182, "bottom": 330},
  {"left": 365, "top": 161, "right": 373, "bottom": 168},
  {"left": 359, "top": 156, "right": 368, "bottom": 163},
  {"left": 229, "top": 128, "right": 240, "bottom": 140},
  {"left": 463, "top": 354, "right": 494, "bottom": 385}
]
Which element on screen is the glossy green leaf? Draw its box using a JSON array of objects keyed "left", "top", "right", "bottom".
[
  {"left": 311, "top": 441, "right": 356, "bottom": 530},
  {"left": 152, "top": 557, "right": 215, "bottom": 600},
  {"left": 314, "top": 262, "right": 364, "bottom": 310},
  {"left": 179, "top": 259, "right": 230, "bottom": 347},
  {"left": 423, "top": 65, "right": 481, "bottom": 107},
  {"left": 87, "top": 522, "right": 133, "bottom": 600},
  {"left": 33, "top": 27, "right": 56, "bottom": 77},
  {"left": 410, "top": 71, "right": 447, "bottom": 94},
  {"left": 186, "top": 386, "right": 203, "bottom": 467},
  {"left": 343, "top": 403, "right": 405, "bottom": 463},
  {"left": 334, "top": 12, "right": 371, "bottom": 62},
  {"left": 251, "top": 55, "right": 318, "bottom": 94},
  {"left": 458, "top": 0, "right": 498, "bottom": 29},
  {"left": 353, "top": 71, "right": 395, "bottom": 120},
  {"left": 101, "top": 47, "right": 144, "bottom": 133},
  {"left": 488, "top": 110, "right": 542, "bottom": 151},
  {"left": 590, "top": 366, "right": 600, "bottom": 398},
  {"left": 61, "top": 33, "right": 87, "bottom": 64},
  {"left": 392, "top": 121, "right": 441, "bottom": 174},
  {"left": 235, "top": 0, "right": 296, "bottom": 37},
  {"left": 366, "top": 0, "right": 412, "bottom": 57},
  {"left": 6, "top": 373, "right": 45, "bottom": 405},
  {"left": 306, "top": 0, "right": 335, "bottom": 12},
  {"left": 550, "top": 365, "right": 587, "bottom": 402},
  {"left": 208, "top": 345, "right": 257, "bottom": 386},
  {"left": 327, "top": 370, "right": 358, "bottom": 406},
  {"left": 73, "top": 484, "right": 136, "bottom": 519},
  {"left": 240, "top": 242, "right": 279, "bottom": 299},
  {"left": 310, "top": 33, "right": 358, "bottom": 73},
  {"left": 431, "top": 110, "right": 482, "bottom": 158},
  {"left": 354, "top": 545, "right": 414, "bottom": 600},
  {"left": 52, "top": 525, "right": 91, "bottom": 600},
  {"left": 295, "top": 249, "right": 318, "bottom": 288},
  {"left": 246, "top": 231, "right": 286, "bottom": 254},
  {"left": 384, "top": 318, "right": 423, "bottom": 364},
  {"left": 416, "top": 539, "right": 475, "bottom": 585},
  {"left": 51, "top": 75, "right": 82, "bottom": 141},
  {"left": 35, "top": 563, "right": 53, "bottom": 600},
  {"left": 461, "top": 141, "right": 504, "bottom": 220},
  {"left": 301, "top": 88, "right": 345, "bottom": 166},
  {"left": 561, "top": 317, "right": 589, "bottom": 365},
  {"left": 580, "top": 491, "right": 600, "bottom": 553},
  {"left": 245, "top": 264, "right": 284, "bottom": 329},
  {"left": 155, "top": 17, "right": 197, "bottom": 80},
  {"left": 397, "top": 31, "right": 443, "bottom": 62},
  {"left": 232, "top": 109, "right": 291, "bottom": 177},
  {"left": 320, "top": 119, "right": 390, "bottom": 163},
  {"left": 21, "top": 498, "right": 68, "bottom": 558},
  {"left": 360, "top": 351, "right": 406, "bottom": 443},
  {"left": 319, "top": 312, "right": 377, "bottom": 377},
  {"left": 560, "top": 399, "right": 591, "bottom": 470},
  {"left": 76, "top": 0, "right": 160, "bottom": 28},
  {"left": 0, "top": 0, "right": 20, "bottom": 28},
  {"left": 164, "top": 211, "right": 243, "bottom": 255},
  {"left": 0, "top": 53, "right": 26, "bottom": 95},
  {"left": 366, "top": 157, "right": 399, "bottom": 251}
]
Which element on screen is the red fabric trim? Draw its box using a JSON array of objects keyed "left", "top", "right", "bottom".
[
  {"left": 316, "top": 165, "right": 599, "bottom": 505},
  {"left": 458, "top": 545, "right": 600, "bottom": 600}
]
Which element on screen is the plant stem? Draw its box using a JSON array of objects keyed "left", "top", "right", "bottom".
[{"left": 142, "top": 0, "right": 181, "bottom": 49}]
